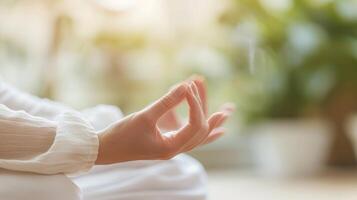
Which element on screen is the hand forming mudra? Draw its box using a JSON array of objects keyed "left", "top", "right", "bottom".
[{"left": 95, "top": 76, "right": 235, "bottom": 164}]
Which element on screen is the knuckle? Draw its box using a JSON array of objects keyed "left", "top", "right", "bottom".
[
  {"left": 188, "top": 123, "right": 200, "bottom": 132},
  {"left": 160, "top": 96, "right": 174, "bottom": 110},
  {"left": 137, "top": 112, "right": 155, "bottom": 127},
  {"left": 201, "top": 122, "right": 209, "bottom": 132},
  {"left": 188, "top": 121, "right": 209, "bottom": 135}
]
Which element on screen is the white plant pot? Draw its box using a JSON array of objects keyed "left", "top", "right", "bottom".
[
  {"left": 250, "top": 119, "right": 333, "bottom": 177},
  {"left": 346, "top": 116, "right": 357, "bottom": 158}
]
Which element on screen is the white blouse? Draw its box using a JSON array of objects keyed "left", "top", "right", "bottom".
[{"left": 0, "top": 83, "right": 122, "bottom": 175}]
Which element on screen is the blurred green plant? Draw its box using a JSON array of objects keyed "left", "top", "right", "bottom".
[{"left": 221, "top": 0, "right": 357, "bottom": 125}]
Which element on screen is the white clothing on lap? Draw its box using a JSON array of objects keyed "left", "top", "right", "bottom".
[{"left": 0, "top": 82, "right": 207, "bottom": 200}]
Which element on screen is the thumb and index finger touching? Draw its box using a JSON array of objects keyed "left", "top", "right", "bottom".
[
  {"left": 143, "top": 77, "right": 234, "bottom": 148},
  {"left": 144, "top": 82, "right": 189, "bottom": 121},
  {"left": 144, "top": 76, "right": 235, "bottom": 126},
  {"left": 144, "top": 76, "right": 206, "bottom": 123}
]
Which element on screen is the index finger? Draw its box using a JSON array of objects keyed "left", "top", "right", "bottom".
[
  {"left": 165, "top": 84, "right": 206, "bottom": 151},
  {"left": 193, "top": 76, "right": 208, "bottom": 116},
  {"left": 144, "top": 83, "right": 188, "bottom": 121}
]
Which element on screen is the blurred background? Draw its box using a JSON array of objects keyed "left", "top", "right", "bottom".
[{"left": 1, "top": 0, "right": 357, "bottom": 199}]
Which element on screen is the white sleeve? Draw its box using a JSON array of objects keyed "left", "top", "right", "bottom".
[
  {"left": 81, "top": 105, "right": 123, "bottom": 131},
  {"left": 0, "top": 104, "right": 99, "bottom": 175},
  {"left": 0, "top": 82, "right": 72, "bottom": 121}
]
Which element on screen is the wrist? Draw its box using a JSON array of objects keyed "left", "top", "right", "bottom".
[{"left": 95, "top": 131, "right": 106, "bottom": 165}]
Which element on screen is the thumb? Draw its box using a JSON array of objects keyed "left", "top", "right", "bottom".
[{"left": 144, "top": 82, "right": 188, "bottom": 121}]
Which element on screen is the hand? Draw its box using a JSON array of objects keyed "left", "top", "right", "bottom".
[
  {"left": 158, "top": 76, "right": 235, "bottom": 145},
  {"left": 95, "top": 79, "right": 234, "bottom": 165}
]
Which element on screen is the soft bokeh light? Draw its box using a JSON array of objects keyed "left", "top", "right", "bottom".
[{"left": 1, "top": 0, "right": 357, "bottom": 199}]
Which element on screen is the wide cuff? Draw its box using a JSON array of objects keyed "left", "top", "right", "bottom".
[{"left": 0, "top": 111, "right": 99, "bottom": 175}]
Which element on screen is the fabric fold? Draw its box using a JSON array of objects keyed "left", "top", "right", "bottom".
[{"left": 0, "top": 105, "right": 99, "bottom": 175}]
